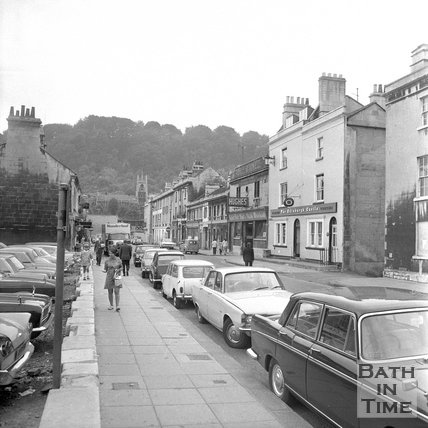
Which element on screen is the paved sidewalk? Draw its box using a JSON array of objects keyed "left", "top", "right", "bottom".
[{"left": 93, "top": 264, "right": 315, "bottom": 428}]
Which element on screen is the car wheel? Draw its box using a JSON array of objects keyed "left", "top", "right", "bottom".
[
  {"left": 223, "top": 318, "right": 250, "bottom": 349},
  {"left": 149, "top": 272, "right": 154, "bottom": 284},
  {"left": 196, "top": 305, "right": 206, "bottom": 323},
  {"left": 141, "top": 271, "right": 145, "bottom": 279},
  {"left": 269, "top": 358, "right": 293, "bottom": 404},
  {"left": 161, "top": 286, "right": 167, "bottom": 299},
  {"left": 173, "top": 291, "right": 182, "bottom": 309}
]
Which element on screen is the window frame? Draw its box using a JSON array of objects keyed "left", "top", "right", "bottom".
[
  {"left": 280, "top": 182, "right": 288, "bottom": 206},
  {"left": 422, "top": 97, "right": 428, "bottom": 127},
  {"left": 274, "top": 221, "right": 287, "bottom": 246},
  {"left": 315, "top": 174, "right": 324, "bottom": 202},
  {"left": 418, "top": 155, "right": 428, "bottom": 197},
  {"left": 316, "top": 137, "right": 324, "bottom": 160},
  {"left": 307, "top": 219, "right": 323, "bottom": 248},
  {"left": 285, "top": 301, "right": 323, "bottom": 339},
  {"left": 254, "top": 180, "right": 260, "bottom": 198},
  {"left": 281, "top": 147, "right": 288, "bottom": 169}
]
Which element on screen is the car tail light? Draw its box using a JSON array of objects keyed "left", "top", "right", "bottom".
[{"left": 0, "top": 337, "right": 13, "bottom": 357}]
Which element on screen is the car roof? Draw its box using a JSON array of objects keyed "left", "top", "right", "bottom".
[
  {"left": 211, "top": 267, "right": 276, "bottom": 275},
  {"left": 156, "top": 251, "right": 184, "bottom": 256},
  {"left": 169, "top": 260, "right": 214, "bottom": 267},
  {"left": 291, "top": 288, "right": 428, "bottom": 316}
]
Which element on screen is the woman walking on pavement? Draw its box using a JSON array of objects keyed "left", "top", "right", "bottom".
[{"left": 103, "top": 251, "right": 123, "bottom": 312}]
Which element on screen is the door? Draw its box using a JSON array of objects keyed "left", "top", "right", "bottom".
[
  {"left": 244, "top": 221, "right": 253, "bottom": 246},
  {"left": 293, "top": 219, "right": 300, "bottom": 258},
  {"left": 206, "top": 272, "right": 225, "bottom": 330},
  {"left": 277, "top": 301, "right": 322, "bottom": 399},
  {"left": 328, "top": 217, "right": 337, "bottom": 263},
  {"left": 196, "top": 271, "right": 215, "bottom": 320}
]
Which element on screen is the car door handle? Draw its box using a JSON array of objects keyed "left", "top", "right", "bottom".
[{"left": 309, "top": 348, "right": 321, "bottom": 355}]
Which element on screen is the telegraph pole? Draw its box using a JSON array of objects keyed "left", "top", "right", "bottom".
[{"left": 52, "top": 183, "right": 68, "bottom": 389}]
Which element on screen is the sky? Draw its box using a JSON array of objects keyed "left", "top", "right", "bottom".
[{"left": 0, "top": 0, "right": 427, "bottom": 137}]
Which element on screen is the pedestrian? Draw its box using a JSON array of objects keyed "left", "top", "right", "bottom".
[
  {"left": 211, "top": 238, "right": 218, "bottom": 255},
  {"left": 103, "top": 251, "right": 123, "bottom": 311},
  {"left": 222, "top": 238, "right": 228, "bottom": 256},
  {"left": 242, "top": 241, "right": 254, "bottom": 266},
  {"left": 94, "top": 239, "right": 103, "bottom": 266},
  {"left": 80, "top": 242, "right": 93, "bottom": 280},
  {"left": 119, "top": 239, "right": 132, "bottom": 276}
]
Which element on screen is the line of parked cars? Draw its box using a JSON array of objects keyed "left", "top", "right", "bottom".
[
  {"left": 0, "top": 241, "right": 79, "bottom": 387},
  {"left": 135, "top": 243, "right": 428, "bottom": 427}
]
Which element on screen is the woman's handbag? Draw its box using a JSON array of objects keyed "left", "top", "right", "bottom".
[{"left": 114, "top": 272, "right": 123, "bottom": 288}]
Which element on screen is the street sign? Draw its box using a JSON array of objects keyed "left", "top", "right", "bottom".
[{"left": 284, "top": 198, "right": 294, "bottom": 207}]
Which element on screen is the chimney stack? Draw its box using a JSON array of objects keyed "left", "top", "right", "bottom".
[
  {"left": 282, "top": 95, "right": 310, "bottom": 128},
  {"left": 410, "top": 44, "right": 428, "bottom": 73},
  {"left": 369, "top": 83, "right": 385, "bottom": 109},
  {"left": 318, "top": 73, "right": 346, "bottom": 115}
]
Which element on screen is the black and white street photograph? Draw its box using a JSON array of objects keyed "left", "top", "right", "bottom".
[{"left": 1, "top": 1, "right": 428, "bottom": 427}]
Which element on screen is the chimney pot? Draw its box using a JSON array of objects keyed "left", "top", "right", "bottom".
[
  {"left": 286, "top": 96, "right": 289, "bottom": 103},
  {"left": 9, "top": 107, "right": 14, "bottom": 117},
  {"left": 328, "top": 73, "right": 331, "bottom": 77},
  {"left": 333, "top": 73, "right": 337, "bottom": 78},
  {"left": 339, "top": 74, "right": 343, "bottom": 78},
  {"left": 25, "top": 108, "right": 30, "bottom": 117},
  {"left": 322, "top": 72, "right": 326, "bottom": 76},
  {"left": 296, "top": 97, "right": 300, "bottom": 104},
  {"left": 21, "top": 105, "right": 25, "bottom": 117},
  {"left": 290, "top": 96, "right": 294, "bottom": 103},
  {"left": 31, "top": 107, "right": 35, "bottom": 117},
  {"left": 378, "top": 84, "right": 383, "bottom": 93}
]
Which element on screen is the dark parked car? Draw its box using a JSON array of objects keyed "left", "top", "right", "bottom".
[
  {"left": 0, "top": 292, "right": 52, "bottom": 338},
  {"left": 133, "top": 245, "right": 152, "bottom": 267},
  {"left": 248, "top": 288, "right": 428, "bottom": 427},
  {"left": 0, "top": 277, "right": 56, "bottom": 298},
  {"left": 140, "top": 248, "right": 167, "bottom": 278},
  {"left": 149, "top": 250, "right": 184, "bottom": 289},
  {"left": 0, "top": 312, "right": 34, "bottom": 386}
]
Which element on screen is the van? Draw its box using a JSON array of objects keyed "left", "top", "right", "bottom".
[{"left": 179, "top": 239, "right": 200, "bottom": 254}]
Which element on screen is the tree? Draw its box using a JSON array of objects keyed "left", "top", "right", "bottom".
[{"left": 107, "top": 198, "right": 119, "bottom": 215}]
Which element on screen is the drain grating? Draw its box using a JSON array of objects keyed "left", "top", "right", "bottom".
[
  {"left": 112, "top": 382, "right": 140, "bottom": 390},
  {"left": 187, "top": 354, "right": 212, "bottom": 361},
  {"left": 213, "top": 379, "right": 227, "bottom": 384}
]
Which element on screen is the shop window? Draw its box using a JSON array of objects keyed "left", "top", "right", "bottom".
[
  {"left": 236, "top": 187, "right": 241, "bottom": 197},
  {"left": 308, "top": 220, "right": 323, "bottom": 247},
  {"left": 233, "top": 222, "right": 242, "bottom": 238},
  {"left": 255, "top": 221, "right": 265, "bottom": 238},
  {"left": 315, "top": 174, "right": 324, "bottom": 202},
  {"left": 275, "top": 222, "right": 287, "bottom": 245},
  {"left": 254, "top": 181, "right": 260, "bottom": 198},
  {"left": 280, "top": 182, "right": 288, "bottom": 206},
  {"left": 418, "top": 155, "right": 428, "bottom": 197}
]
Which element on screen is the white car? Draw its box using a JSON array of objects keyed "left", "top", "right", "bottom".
[
  {"left": 192, "top": 267, "right": 292, "bottom": 349},
  {"left": 161, "top": 259, "right": 214, "bottom": 309}
]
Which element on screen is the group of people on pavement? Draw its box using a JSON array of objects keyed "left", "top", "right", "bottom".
[{"left": 211, "top": 238, "right": 229, "bottom": 256}]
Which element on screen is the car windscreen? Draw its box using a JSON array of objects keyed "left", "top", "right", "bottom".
[
  {"left": 6, "top": 256, "right": 25, "bottom": 270},
  {"left": 361, "top": 309, "right": 428, "bottom": 360},
  {"left": 0, "top": 258, "right": 14, "bottom": 273},
  {"left": 224, "top": 271, "right": 284, "bottom": 293},
  {"left": 182, "top": 266, "right": 213, "bottom": 278},
  {"left": 158, "top": 255, "right": 183, "bottom": 266}
]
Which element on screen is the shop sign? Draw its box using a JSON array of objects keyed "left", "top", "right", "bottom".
[
  {"left": 229, "top": 207, "right": 267, "bottom": 221},
  {"left": 229, "top": 197, "right": 248, "bottom": 207},
  {"left": 271, "top": 202, "right": 337, "bottom": 217}
]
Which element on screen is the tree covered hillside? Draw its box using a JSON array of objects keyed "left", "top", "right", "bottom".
[{"left": 43, "top": 116, "right": 269, "bottom": 195}]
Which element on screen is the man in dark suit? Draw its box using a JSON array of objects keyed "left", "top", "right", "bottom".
[{"left": 119, "top": 239, "right": 132, "bottom": 276}]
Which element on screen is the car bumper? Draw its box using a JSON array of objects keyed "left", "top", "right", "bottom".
[
  {"left": 246, "top": 348, "right": 258, "bottom": 360},
  {"left": 0, "top": 342, "right": 34, "bottom": 386},
  {"left": 32, "top": 311, "right": 53, "bottom": 333}
]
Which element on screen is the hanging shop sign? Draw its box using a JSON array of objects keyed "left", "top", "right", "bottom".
[{"left": 271, "top": 202, "right": 337, "bottom": 217}]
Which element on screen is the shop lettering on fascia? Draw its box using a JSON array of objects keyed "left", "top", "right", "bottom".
[{"left": 271, "top": 203, "right": 337, "bottom": 217}]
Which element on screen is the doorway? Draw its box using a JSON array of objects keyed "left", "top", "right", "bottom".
[{"left": 293, "top": 219, "right": 300, "bottom": 258}]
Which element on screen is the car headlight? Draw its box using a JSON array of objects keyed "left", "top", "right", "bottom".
[
  {"left": 0, "top": 337, "right": 13, "bottom": 357},
  {"left": 240, "top": 314, "right": 253, "bottom": 329}
]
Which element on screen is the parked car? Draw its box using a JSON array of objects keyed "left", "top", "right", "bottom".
[
  {"left": 161, "top": 259, "right": 214, "bottom": 308},
  {"left": 133, "top": 245, "right": 153, "bottom": 267},
  {"left": 0, "top": 247, "right": 56, "bottom": 271},
  {"left": 0, "top": 312, "right": 34, "bottom": 386},
  {"left": 0, "top": 277, "right": 56, "bottom": 298},
  {"left": 149, "top": 250, "right": 185, "bottom": 289},
  {"left": 0, "top": 254, "right": 53, "bottom": 282},
  {"left": 192, "top": 267, "right": 291, "bottom": 348},
  {"left": 0, "top": 251, "right": 56, "bottom": 279},
  {"left": 178, "top": 239, "right": 200, "bottom": 254},
  {"left": 21, "top": 245, "right": 57, "bottom": 264},
  {"left": 0, "top": 292, "right": 53, "bottom": 338},
  {"left": 140, "top": 248, "right": 167, "bottom": 278},
  {"left": 0, "top": 243, "right": 6, "bottom": 249},
  {"left": 247, "top": 288, "right": 428, "bottom": 428},
  {"left": 160, "top": 240, "right": 176, "bottom": 250}
]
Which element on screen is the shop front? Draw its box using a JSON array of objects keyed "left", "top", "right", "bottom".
[{"left": 229, "top": 207, "right": 268, "bottom": 258}]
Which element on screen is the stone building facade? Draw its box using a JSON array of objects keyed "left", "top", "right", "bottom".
[
  {"left": 0, "top": 106, "right": 81, "bottom": 248},
  {"left": 384, "top": 44, "right": 428, "bottom": 278},
  {"left": 267, "top": 74, "right": 386, "bottom": 276}
]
